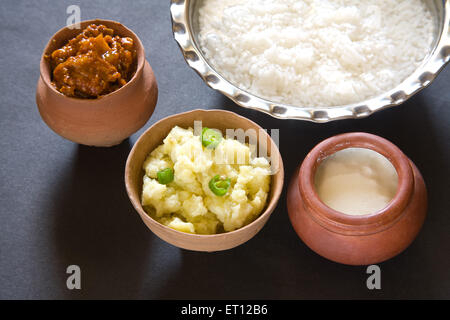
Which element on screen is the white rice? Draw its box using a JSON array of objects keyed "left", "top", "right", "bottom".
[{"left": 197, "top": 0, "right": 435, "bottom": 107}]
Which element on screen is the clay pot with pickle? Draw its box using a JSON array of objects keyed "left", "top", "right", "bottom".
[{"left": 36, "top": 19, "right": 158, "bottom": 147}]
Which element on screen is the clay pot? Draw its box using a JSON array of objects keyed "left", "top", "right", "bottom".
[
  {"left": 125, "top": 109, "right": 284, "bottom": 251},
  {"left": 36, "top": 19, "right": 158, "bottom": 147},
  {"left": 287, "top": 132, "right": 427, "bottom": 265}
]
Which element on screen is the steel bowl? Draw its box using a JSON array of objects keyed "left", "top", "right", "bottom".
[{"left": 171, "top": 0, "right": 450, "bottom": 122}]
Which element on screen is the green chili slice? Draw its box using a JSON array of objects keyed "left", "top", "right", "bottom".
[
  {"left": 209, "top": 175, "right": 231, "bottom": 196},
  {"left": 201, "top": 127, "right": 222, "bottom": 149},
  {"left": 157, "top": 168, "right": 174, "bottom": 185}
]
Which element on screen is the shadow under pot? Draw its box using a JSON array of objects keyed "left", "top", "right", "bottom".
[
  {"left": 287, "top": 132, "right": 427, "bottom": 265},
  {"left": 36, "top": 19, "right": 158, "bottom": 147}
]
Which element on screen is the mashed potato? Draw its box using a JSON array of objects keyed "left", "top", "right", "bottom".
[{"left": 141, "top": 126, "right": 271, "bottom": 234}]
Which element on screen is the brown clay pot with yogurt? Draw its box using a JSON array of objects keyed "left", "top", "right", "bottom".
[{"left": 287, "top": 132, "right": 427, "bottom": 265}]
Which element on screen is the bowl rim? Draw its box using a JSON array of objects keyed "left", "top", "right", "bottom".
[
  {"left": 170, "top": 0, "right": 450, "bottom": 122},
  {"left": 39, "top": 18, "right": 145, "bottom": 102},
  {"left": 124, "top": 108, "right": 284, "bottom": 241},
  {"left": 297, "top": 132, "right": 414, "bottom": 236}
]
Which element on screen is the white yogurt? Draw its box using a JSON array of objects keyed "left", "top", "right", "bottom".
[{"left": 314, "top": 148, "right": 398, "bottom": 216}]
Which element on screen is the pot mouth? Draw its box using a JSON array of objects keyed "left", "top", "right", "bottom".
[
  {"left": 298, "top": 132, "right": 414, "bottom": 236},
  {"left": 39, "top": 19, "right": 145, "bottom": 101}
]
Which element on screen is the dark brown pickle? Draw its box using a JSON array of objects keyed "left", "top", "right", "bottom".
[{"left": 46, "top": 24, "right": 137, "bottom": 98}]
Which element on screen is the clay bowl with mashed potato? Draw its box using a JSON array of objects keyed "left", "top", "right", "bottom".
[
  {"left": 125, "top": 109, "right": 284, "bottom": 252},
  {"left": 171, "top": 0, "right": 450, "bottom": 122},
  {"left": 36, "top": 19, "right": 158, "bottom": 147}
]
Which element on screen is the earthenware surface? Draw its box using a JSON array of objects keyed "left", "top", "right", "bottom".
[{"left": 0, "top": 1, "right": 449, "bottom": 299}]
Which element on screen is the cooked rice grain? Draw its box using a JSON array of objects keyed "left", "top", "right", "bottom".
[{"left": 198, "top": 0, "right": 434, "bottom": 107}]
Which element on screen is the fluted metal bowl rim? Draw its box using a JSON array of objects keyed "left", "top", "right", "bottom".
[{"left": 171, "top": 0, "right": 450, "bottom": 123}]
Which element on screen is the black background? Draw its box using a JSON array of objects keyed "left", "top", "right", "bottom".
[{"left": 0, "top": 0, "right": 449, "bottom": 299}]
